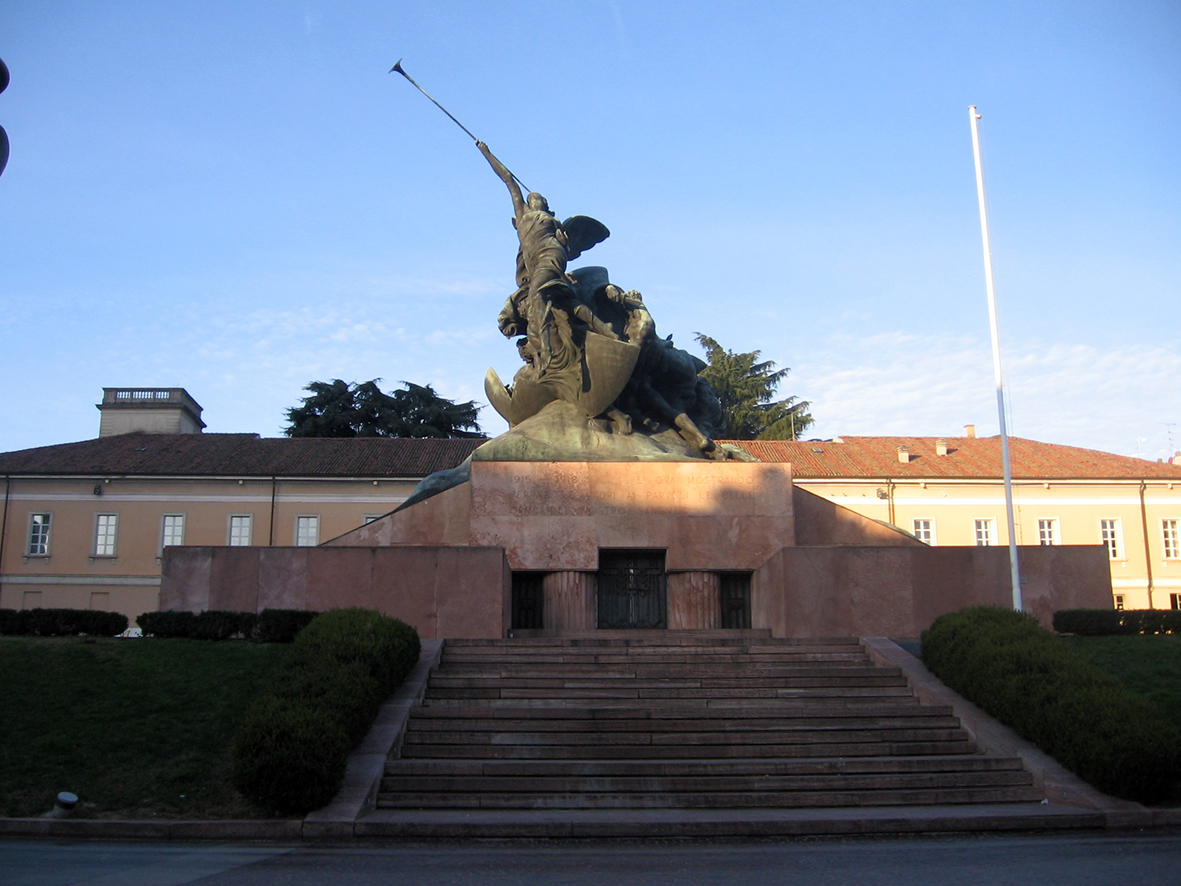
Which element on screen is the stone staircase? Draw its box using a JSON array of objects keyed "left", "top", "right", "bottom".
[{"left": 375, "top": 633, "right": 1054, "bottom": 822}]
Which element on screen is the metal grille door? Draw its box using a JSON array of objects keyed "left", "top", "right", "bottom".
[{"left": 597, "top": 550, "right": 667, "bottom": 629}]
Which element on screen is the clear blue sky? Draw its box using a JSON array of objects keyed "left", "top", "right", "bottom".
[{"left": 1, "top": 1, "right": 1178, "bottom": 458}]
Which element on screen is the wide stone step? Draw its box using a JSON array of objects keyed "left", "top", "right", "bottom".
[
  {"left": 385, "top": 755, "right": 1025, "bottom": 778},
  {"left": 429, "top": 670, "right": 883, "bottom": 685},
  {"left": 425, "top": 682, "right": 909, "bottom": 700},
  {"left": 403, "top": 725, "right": 970, "bottom": 747},
  {"left": 406, "top": 714, "right": 962, "bottom": 733},
  {"left": 376, "top": 784, "right": 1042, "bottom": 810},
  {"left": 380, "top": 769, "right": 1033, "bottom": 797},
  {"left": 408, "top": 702, "right": 949, "bottom": 720},
  {"left": 441, "top": 648, "right": 871, "bottom": 661},
  {"left": 399, "top": 739, "right": 976, "bottom": 759},
  {"left": 418, "top": 687, "right": 920, "bottom": 707}
]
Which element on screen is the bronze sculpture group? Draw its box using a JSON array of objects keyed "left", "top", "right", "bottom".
[{"left": 478, "top": 141, "right": 725, "bottom": 459}]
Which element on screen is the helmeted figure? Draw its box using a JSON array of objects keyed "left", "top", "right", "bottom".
[{"left": 477, "top": 141, "right": 725, "bottom": 459}]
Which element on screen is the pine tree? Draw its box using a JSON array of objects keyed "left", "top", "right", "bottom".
[
  {"left": 283, "top": 379, "right": 482, "bottom": 438},
  {"left": 694, "top": 334, "right": 813, "bottom": 440}
]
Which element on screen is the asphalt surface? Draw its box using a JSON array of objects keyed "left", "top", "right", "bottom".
[{"left": 4, "top": 832, "right": 1181, "bottom": 886}]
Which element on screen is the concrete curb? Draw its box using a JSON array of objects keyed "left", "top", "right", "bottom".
[
  {"left": 0, "top": 817, "right": 303, "bottom": 840},
  {"left": 302, "top": 638, "right": 444, "bottom": 839},
  {"left": 861, "top": 637, "right": 1163, "bottom": 829}
]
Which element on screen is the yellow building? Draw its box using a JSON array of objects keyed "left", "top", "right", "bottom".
[
  {"left": 4, "top": 388, "right": 1176, "bottom": 622},
  {"left": 0, "top": 389, "right": 482, "bottom": 622},
  {"left": 735, "top": 432, "right": 1181, "bottom": 611}
]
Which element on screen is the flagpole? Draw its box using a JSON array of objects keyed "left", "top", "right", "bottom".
[{"left": 969, "top": 105, "right": 1022, "bottom": 611}]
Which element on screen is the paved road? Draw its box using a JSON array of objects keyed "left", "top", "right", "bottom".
[{"left": 4, "top": 832, "right": 1181, "bottom": 886}]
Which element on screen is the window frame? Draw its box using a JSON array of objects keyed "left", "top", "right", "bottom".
[
  {"left": 26, "top": 512, "right": 52, "bottom": 557},
  {"left": 227, "top": 514, "right": 253, "bottom": 547},
  {"left": 93, "top": 513, "right": 119, "bottom": 558},
  {"left": 974, "top": 518, "right": 995, "bottom": 547},
  {"left": 1100, "top": 518, "right": 1123, "bottom": 560},
  {"left": 161, "top": 513, "right": 186, "bottom": 553},
  {"left": 911, "top": 518, "right": 936, "bottom": 545},
  {"left": 1163, "top": 519, "right": 1179, "bottom": 560},
  {"left": 1037, "top": 518, "right": 1060, "bottom": 547},
  {"left": 294, "top": 515, "right": 320, "bottom": 547}
]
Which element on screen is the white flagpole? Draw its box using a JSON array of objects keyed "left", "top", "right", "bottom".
[{"left": 969, "top": 106, "right": 1022, "bottom": 611}]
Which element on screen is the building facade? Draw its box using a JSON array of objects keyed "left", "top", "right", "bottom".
[
  {"left": 735, "top": 433, "right": 1181, "bottom": 611},
  {"left": 0, "top": 388, "right": 483, "bottom": 621},
  {"left": 2, "top": 389, "right": 1174, "bottom": 621}
]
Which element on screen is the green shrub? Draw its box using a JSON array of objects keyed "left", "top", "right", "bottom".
[
  {"left": 0, "top": 609, "right": 28, "bottom": 635},
  {"left": 137, "top": 610, "right": 196, "bottom": 638},
  {"left": 293, "top": 608, "right": 421, "bottom": 695},
  {"left": 137, "top": 610, "right": 257, "bottom": 639},
  {"left": 231, "top": 696, "right": 350, "bottom": 815},
  {"left": 191, "top": 610, "right": 257, "bottom": 640},
  {"left": 1054, "top": 609, "right": 1181, "bottom": 636},
  {"left": 1, "top": 608, "right": 129, "bottom": 637},
  {"left": 1053, "top": 609, "right": 1128, "bottom": 636},
  {"left": 923, "top": 606, "right": 1181, "bottom": 803},
  {"left": 256, "top": 608, "right": 319, "bottom": 643},
  {"left": 231, "top": 608, "right": 420, "bottom": 814},
  {"left": 273, "top": 650, "right": 384, "bottom": 744}
]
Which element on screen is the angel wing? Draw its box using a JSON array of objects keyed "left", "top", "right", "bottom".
[{"left": 561, "top": 215, "right": 610, "bottom": 260}]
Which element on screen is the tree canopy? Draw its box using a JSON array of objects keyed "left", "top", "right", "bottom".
[
  {"left": 283, "top": 379, "right": 483, "bottom": 439},
  {"left": 695, "top": 334, "right": 814, "bottom": 440}
]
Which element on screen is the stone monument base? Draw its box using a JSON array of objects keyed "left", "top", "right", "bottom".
[{"left": 161, "top": 458, "right": 1114, "bottom": 638}]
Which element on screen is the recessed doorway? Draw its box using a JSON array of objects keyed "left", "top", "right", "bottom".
[{"left": 597, "top": 549, "right": 667, "bottom": 629}]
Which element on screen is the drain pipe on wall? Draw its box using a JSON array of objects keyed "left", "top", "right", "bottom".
[
  {"left": 1140, "top": 480, "right": 1155, "bottom": 609},
  {"left": 0, "top": 476, "right": 10, "bottom": 593},
  {"left": 268, "top": 476, "right": 277, "bottom": 547}
]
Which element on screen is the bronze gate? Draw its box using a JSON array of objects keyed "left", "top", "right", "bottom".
[{"left": 597, "top": 549, "right": 667, "bottom": 629}]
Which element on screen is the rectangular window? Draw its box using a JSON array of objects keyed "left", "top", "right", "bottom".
[
  {"left": 94, "top": 514, "right": 118, "bottom": 556},
  {"left": 228, "top": 515, "right": 252, "bottom": 546},
  {"left": 1164, "top": 520, "right": 1179, "bottom": 560},
  {"left": 1114, "top": 594, "right": 1125, "bottom": 611},
  {"left": 363, "top": 514, "right": 382, "bottom": 525},
  {"left": 1100, "top": 519, "right": 1122, "bottom": 559},
  {"left": 912, "top": 519, "right": 936, "bottom": 545},
  {"left": 27, "top": 513, "right": 51, "bottom": 556},
  {"left": 161, "top": 514, "right": 185, "bottom": 550},
  {"left": 295, "top": 515, "right": 319, "bottom": 547},
  {"left": 974, "top": 519, "right": 995, "bottom": 547},
  {"left": 1171, "top": 594, "right": 1181, "bottom": 611},
  {"left": 1038, "top": 519, "right": 1059, "bottom": 546}
]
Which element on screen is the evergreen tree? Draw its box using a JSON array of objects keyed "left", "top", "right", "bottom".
[
  {"left": 694, "top": 334, "right": 814, "bottom": 440},
  {"left": 283, "top": 379, "right": 482, "bottom": 438}
]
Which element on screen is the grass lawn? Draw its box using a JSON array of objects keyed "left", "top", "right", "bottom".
[
  {"left": 1062, "top": 634, "right": 1181, "bottom": 733},
  {"left": 0, "top": 636, "right": 289, "bottom": 820}
]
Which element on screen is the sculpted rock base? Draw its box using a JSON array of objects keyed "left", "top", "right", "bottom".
[{"left": 472, "top": 400, "right": 747, "bottom": 463}]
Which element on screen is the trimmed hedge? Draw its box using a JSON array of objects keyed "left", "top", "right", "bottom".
[
  {"left": 137, "top": 608, "right": 318, "bottom": 642},
  {"left": 922, "top": 606, "right": 1181, "bottom": 803},
  {"left": 1054, "top": 608, "right": 1181, "bottom": 636},
  {"left": 0, "top": 608, "right": 128, "bottom": 637},
  {"left": 257, "top": 608, "right": 320, "bottom": 644},
  {"left": 138, "top": 610, "right": 255, "bottom": 639},
  {"left": 232, "top": 608, "right": 420, "bottom": 814}
]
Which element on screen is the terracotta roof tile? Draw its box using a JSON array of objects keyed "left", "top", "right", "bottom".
[
  {"left": 0, "top": 434, "right": 485, "bottom": 478},
  {"left": 727, "top": 436, "right": 1181, "bottom": 481}
]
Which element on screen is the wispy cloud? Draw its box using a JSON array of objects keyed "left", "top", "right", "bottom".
[{"left": 796, "top": 333, "right": 1181, "bottom": 459}]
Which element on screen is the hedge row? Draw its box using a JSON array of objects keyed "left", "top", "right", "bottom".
[
  {"left": 0, "top": 608, "right": 129, "bottom": 637},
  {"left": 922, "top": 606, "right": 1181, "bottom": 803},
  {"left": 232, "top": 608, "right": 421, "bottom": 814},
  {"left": 1054, "top": 608, "right": 1181, "bottom": 636},
  {"left": 136, "top": 609, "right": 319, "bottom": 643}
]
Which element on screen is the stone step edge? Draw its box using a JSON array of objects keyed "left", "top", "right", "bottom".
[{"left": 350, "top": 803, "right": 1119, "bottom": 839}]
